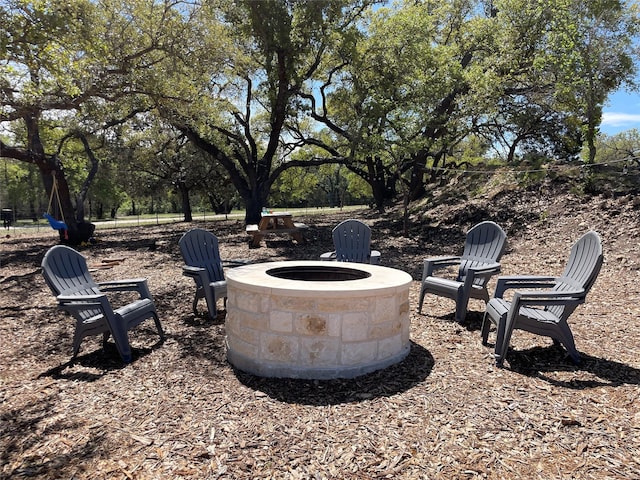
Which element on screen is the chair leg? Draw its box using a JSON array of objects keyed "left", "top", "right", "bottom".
[
  {"left": 203, "top": 286, "right": 219, "bottom": 319},
  {"left": 192, "top": 294, "right": 200, "bottom": 316},
  {"left": 106, "top": 314, "right": 133, "bottom": 363},
  {"left": 553, "top": 323, "right": 581, "bottom": 364},
  {"left": 455, "top": 288, "right": 468, "bottom": 323},
  {"left": 455, "top": 290, "right": 469, "bottom": 323},
  {"left": 112, "top": 341, "right": 132, "bottom": 363},
  {"left": 493, "top": 313, "right": 509, "bottom": 366},
  {"left": 567, "top": 351, "right": 582, "bottom": 365},
  {"left": 482, "top": 309, "right": 508, "bottom": 366},
  {"left": 152, "top": 312, "right": 165, "bottom": 341},
  {"left": 480, "top": 312, "right": 491, "bottom": 346},
  {"left": 417, "top": 286, "right": 426, "bottom": 313},
  {"left": 72, "top": 326, "right": 83, "bottom": 358},
  {"left": 205, "top": 293, "right": 218, "bottom": 319}
]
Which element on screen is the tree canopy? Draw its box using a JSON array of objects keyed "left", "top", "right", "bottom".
[{"left": 0, "top": 0, "right": 638, "bottom": 239}]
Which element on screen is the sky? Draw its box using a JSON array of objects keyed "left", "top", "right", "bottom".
[{"left": 601, "top": 84, "right": 640, "bottom": 136}]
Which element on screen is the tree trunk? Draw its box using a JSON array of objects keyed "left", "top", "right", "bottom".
[
  {"left": 178, "top": 182, "right": 193, "bottom": 222},
  {"left": 370, "top": 177, "right": 386, "bottom": 212},
  {"left": 507, "top": 143, "right": 517, "bottom": 163},
  {"left": 586, "top": 123, "right": 597, "bottom": 164},
  {"left": 408, "top": 162, "right": 426, "bottom": 201},
  {"left": 75, "top": 193, "right": 86, "bottom": 221},
  {"left": 28, "top": 168, "right": 37, "bottom": 221},
  {"left": 365, "top": 156, "right": 388, "bottom": 213},
  {"left": 244, "top": 188, "right": 268, "bottom": 225},
  {"left": 402, "top": 191, "right": 410, "bottom": 237}
]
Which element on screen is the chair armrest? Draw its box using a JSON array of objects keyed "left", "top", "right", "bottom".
[
  {"left": 98, "top": 278, "right": 147, "bottom": 291},
  {"left": 182, "top": 265, "right": 205, "bottom": 278},
  {"left": 493, "top": 275, "right": 558, "bottom": 298},
  {"left": 97, "top": 278, "right": 151, "bottom": 299},
  {"left": 56, "top": 293, "right": 116, "bottom": 317},
  {"left": 461, "top": 263, "right": 502, "bottom": 291},
  {"left": 182, "top": 265, "right": 213, "bottom": 293},
  {"left": 467, "top": 262, "right": 501, "bottom": 274},
  {"left": 465, "top": 262, "right": 501, "bottom": 282},
  {"left": 57, "top": 293, "right": 106, "bottom": 304},
  {"left": 507, "top": 291, "right": 586, "bottom": 318},
  {"left": 422, "top": 256, "right": 461, "bottom": 281}
]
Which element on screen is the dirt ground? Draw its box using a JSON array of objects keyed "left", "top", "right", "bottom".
[{"left": 1, "top": 186, "right": 639, "bottom": 479}]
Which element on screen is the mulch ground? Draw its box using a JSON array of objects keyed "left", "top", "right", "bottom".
[{"left": 1, "top": 188, "right": 639, "bottom": 479}]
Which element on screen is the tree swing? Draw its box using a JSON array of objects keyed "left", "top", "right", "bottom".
[{"left": 43, "top": 174, "right": 69, "bottom": 240}]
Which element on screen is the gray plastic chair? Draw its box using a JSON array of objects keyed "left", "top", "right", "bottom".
[
  {"left": 418, "top": 221, "right": 507, "bottom": 322},
  {"left": 320, "top": 219, "right": 381, "bottom": 264},
  {"left": 482, "top": 231, "right": 603, "bottom": 366},
  {"left": 179, "top": 228, "right": 227, "bottom": 318},
  {"left": 41, "top": 245, "right": 164, "bottom": 363}
]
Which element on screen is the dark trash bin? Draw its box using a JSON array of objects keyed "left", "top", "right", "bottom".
[{"left": 1, "top": 209, "right": 13, "bottom": 229}]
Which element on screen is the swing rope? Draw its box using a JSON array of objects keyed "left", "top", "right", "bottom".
[{"left": 44, "top": 174, "right": 69, "bottom": 238}]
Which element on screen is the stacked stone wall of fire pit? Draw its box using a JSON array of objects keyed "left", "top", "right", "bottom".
[{"left": 225, "top": 261, "right": 413, "bottom": 379}]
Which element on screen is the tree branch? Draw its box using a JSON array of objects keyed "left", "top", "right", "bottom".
[{"left": 269, "top": 156, "right": 347, "bottom": 182}]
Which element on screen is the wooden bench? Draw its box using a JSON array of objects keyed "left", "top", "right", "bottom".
[{"left": 246, "top": 214, "right": 308, "bottom": 247}]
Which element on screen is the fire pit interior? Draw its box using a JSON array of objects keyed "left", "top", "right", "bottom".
[
  {"left": 267, "top": 265, "right": 371, "bottom": 281},
  {"left": 225, "top": 260, "right": 413, "bottom": 379}
]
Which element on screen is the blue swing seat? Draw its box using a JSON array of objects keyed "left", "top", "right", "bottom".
[{"left": 44, "top": 213, "right": 68, "bottom": 231}]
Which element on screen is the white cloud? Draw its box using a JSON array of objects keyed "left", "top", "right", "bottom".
[{"left": 601, "top": 112, "right": 640, "bottom": 127}]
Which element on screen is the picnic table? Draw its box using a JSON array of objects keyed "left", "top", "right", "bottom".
[{"left": 246, "top": 212, "right": 308, "bottom": 247}]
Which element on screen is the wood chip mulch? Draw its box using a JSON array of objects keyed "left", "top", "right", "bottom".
[{"left": 1, "top": 190, "right": 639, "bottom": 479}]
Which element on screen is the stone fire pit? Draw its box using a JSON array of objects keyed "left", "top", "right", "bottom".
[{"left": 225, "top": 260, "right": 413, "bottom": 379}]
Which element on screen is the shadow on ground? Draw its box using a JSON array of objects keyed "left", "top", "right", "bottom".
[
  {"left": 38, "top": 335, "right": 164, "bottom": 382},
  {"left": 236, "top": 341, "right": 434, "bottom": 406},
  {"left": 504, "top": 345, "right": 640, "bottom": 388}
]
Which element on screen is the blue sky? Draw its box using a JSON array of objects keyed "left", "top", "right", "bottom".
[{"left": 601, "top": 85, "right": 640, "bottom": 136}]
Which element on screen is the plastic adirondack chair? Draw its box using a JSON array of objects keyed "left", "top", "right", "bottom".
[
  {"left": 41, "top": 245, "right": 164, "bottom": 363},
  {"left": 481, "top": 231, "right": 603, "bottom": 366},
  {"left": 320, "top": 219, "right": 381, "bottom": 264},
  {"left": 418, "top": 221, "right": 507, "bottom": 322},
  {"left": 179, "top": 228, "right": 227, "bottom": 318}
]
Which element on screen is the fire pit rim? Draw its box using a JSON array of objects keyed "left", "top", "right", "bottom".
[{"left": 225, "top": 260, "right": 413, "bottom": 298}]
